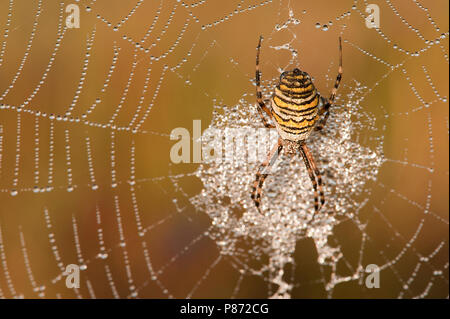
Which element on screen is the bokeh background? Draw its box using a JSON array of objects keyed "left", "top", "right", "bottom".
[{"left": 0, "top": 0, "right": 448, "bottom": 298}]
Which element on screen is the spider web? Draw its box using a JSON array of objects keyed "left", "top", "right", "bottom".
[{"left": 0, "top": 0, "right": 448, "bottom": 299}]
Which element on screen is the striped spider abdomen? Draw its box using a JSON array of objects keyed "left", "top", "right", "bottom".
[{"left": 271, "top": 68, "right": 321, "bottom": 142}]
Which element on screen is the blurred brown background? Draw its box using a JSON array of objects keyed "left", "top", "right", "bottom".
[{"left": 0, "top": 0, "right": 448, "bottom": 298}]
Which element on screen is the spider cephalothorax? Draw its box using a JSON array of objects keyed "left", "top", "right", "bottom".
[{"left": 251, "top": 35, "right": 343, "bottom": 214}]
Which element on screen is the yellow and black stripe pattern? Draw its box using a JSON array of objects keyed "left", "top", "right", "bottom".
[{"left": 270, "top": 68, "right": 320, "bottom": 141}]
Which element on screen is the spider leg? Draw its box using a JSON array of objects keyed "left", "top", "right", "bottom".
[
  {"left": 299, "top": 143, "right": 325, "bottom": 213},
  {"left": 316, "top": 37, "right": 343, "bottom": 131},
  {"left": 256, "top": 35, "right": 275, "bottom": 129},
  {"left": 251, "top": 139, "right": 283, "bottom": 213},
  {"left": 328, "top": 36, "right": 343, "bottom": 106}
]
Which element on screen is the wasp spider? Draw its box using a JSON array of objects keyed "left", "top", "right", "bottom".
[{"left": 251, "top": 36, "right": 343, "bottom": 214}]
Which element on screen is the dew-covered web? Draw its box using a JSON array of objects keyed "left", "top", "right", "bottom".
[{"left": 0, "top": 0, "right": 448, "bottom": 299}]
